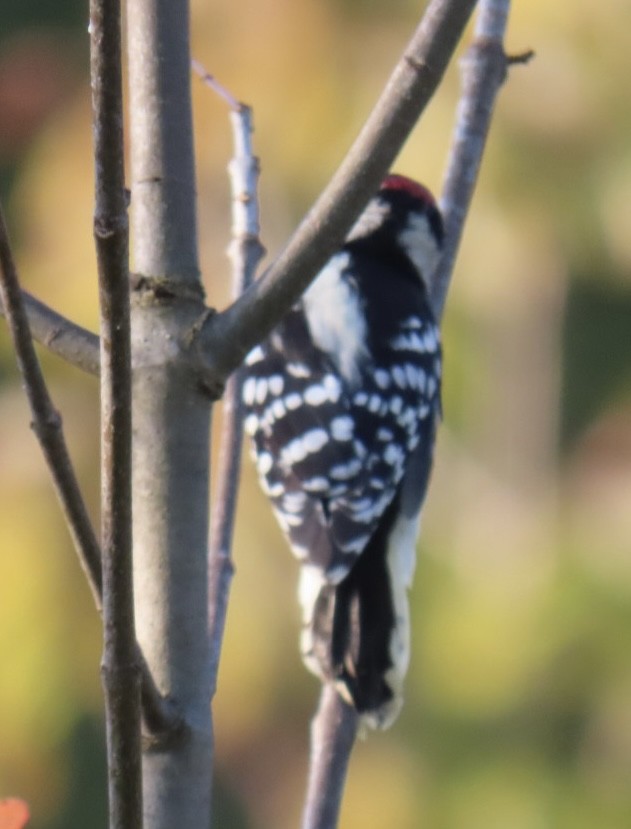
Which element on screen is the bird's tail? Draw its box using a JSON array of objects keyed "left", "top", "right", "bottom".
[{"left": 298, "top": 495, "right": 414, "bottom": 729}]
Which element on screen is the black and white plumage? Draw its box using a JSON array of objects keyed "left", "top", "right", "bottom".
[{"left": 243, "top": 174, "right": 443, "bottom": 728}]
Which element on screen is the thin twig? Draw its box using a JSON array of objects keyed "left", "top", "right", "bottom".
[
  {"left": 0, "top": 207, "right": 103, "bottom": 607},
  {"left": 197, "top": 66, "right": 266, "bottom": 694},
  {"left": 89, "top": 0, "right": 142, "bottom": 826},
  {"left": 301, "top": 686, "right": 359, "bottom": 829},
  {"left": 0, "top": 201, "right": 178, "bottom": 740},
  {"left": 198, "top": 0, "right": 478, "bottom": 388},
  {"left": 0, "top": 290, "right": 100, "bottom": 375},
  {"left": 254, "top": 3, "right": 473, "bottom": 825},
  {"left": 191, "top": 60, "right": 241, "bottom": 111},
  {"left": 506, "top": 48, "right": 535, "bottom": 66},
  {"left": 299, "top": 2, "right": 523, "bottom": 826},
  {"left": 431, "top": 0, "right": 519, "bottom": 319}
]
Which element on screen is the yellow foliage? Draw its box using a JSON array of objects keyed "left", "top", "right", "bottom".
[{"left": 1, "top": 0, "right": 631, "bottom": 826}]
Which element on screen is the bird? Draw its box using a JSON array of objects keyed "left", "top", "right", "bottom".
[{"left": 242, "top": 174, "right": 443, "bottom": 728}]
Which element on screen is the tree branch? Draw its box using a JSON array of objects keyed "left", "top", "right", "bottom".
[
  {"left": 0, "top": 290, "right": 100, "bottom": 375},
  {"left": 0, "top": 203, "right": 180, "bottom": 742},
  {"left": 431, "top": 0, "right": 520, "bottom": 319},
  {"left": 301, "top": 686, "right": 359, "bottom": 829},
  {"left": 297, "top": 2, "right": 525, "bottom": 825},
  {"left": 126, "top": 0, "right": 213, "bottom": 824},
  {"left": 89, "top": 0, "right": 142, "bottom": 826},
  {"left": 196, "top": 0, "right": 478, "bottom": 388},
  {"left": 197, "top": 68, "right": 266, "bottom": 696},
  {"left": 0, "top": 206, "right": 104, "bottom": 606}
]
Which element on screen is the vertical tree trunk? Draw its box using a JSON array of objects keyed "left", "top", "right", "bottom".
[{"left": 126, "top": 1, "right": 213, "bottom": 826}]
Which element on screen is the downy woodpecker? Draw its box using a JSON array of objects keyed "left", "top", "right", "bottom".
[{"left": 243, "top": 174, "right": 443, "bottom": 728}]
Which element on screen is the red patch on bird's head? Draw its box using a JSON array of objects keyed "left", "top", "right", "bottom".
[{"left": 380, "top": 174, "right": 436, "bottom": 207}]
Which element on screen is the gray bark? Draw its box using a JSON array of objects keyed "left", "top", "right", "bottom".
[{"left": 126, "top": 1, "right": 213, "bottom": 826}]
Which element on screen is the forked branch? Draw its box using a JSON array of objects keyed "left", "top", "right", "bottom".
[
  {"left": 198, "top": 0, "right": 479, "bottom": 387},
  {"left": 302, "top": 0, "right": 521, "bottom": 826},
  {"left": 0, "top": 200, "right": 180, "bottom": 741}
]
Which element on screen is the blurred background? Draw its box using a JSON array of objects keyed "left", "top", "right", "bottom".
[{"left": 1, "top": 1, "right": 631, "bottom": 827}]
